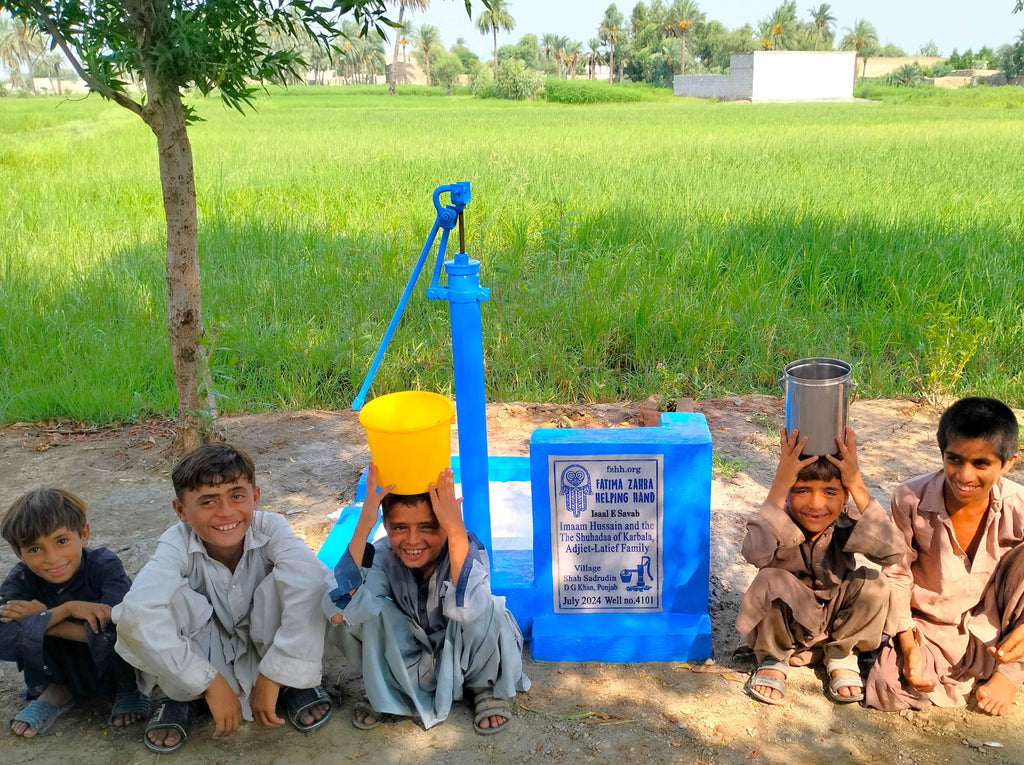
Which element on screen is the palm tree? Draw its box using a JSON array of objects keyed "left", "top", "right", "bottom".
[
  {"left": 841, "top": 18, "right": 878, "bottom": 83},
  {"left": 599, "top": 5, "right": 624, "bottom": 84},
  {"left": 563, "top": 40, "right": 582, "bottom": 79},
  {"left": 758, "top": 1, "right": 797, "bottom": 51},
  {"left": 475, "top": 0, "right": 515, "bottom": 74},
  {"left": 387, "top": 0, "right": 429, "bottom": 95},
  {"left": 0, "top": 14, "right": 44, "bottom": 92},
  {"left": 586, "top": 37, "right": 602, "bottom": 79},
  {"left": 0, "top": 14, "right": 18, "bottom": 89},
  {"left": 666, "top": 0, "right": 705, "bottom": 75},
  {"left": 414, "top": 24, "right": 440, "bottom": 84},
  {"left": 808, "top": 4, "right": 836, "bottom": 51},
  {"left": 542, "top": 33, "right": 558, "bottom": 68}
]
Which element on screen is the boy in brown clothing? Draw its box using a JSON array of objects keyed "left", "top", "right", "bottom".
[
  {"left": 737, "top": 427, "right": 905, "bottom": 705},
  {"left": 865, "top": 397, "right": 1024, "bottom": 715}
]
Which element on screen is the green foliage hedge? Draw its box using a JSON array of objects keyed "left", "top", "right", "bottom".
[{"left": 541, "top": 78, "right": 645, "bottom": 104}]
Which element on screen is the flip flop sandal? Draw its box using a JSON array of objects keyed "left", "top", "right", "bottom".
[
  {"left": 144, "top": 699, "right": 194, "bottom": 754},
  {"left": 351, "top": 698, "right": 402, "bottom": 730},
  {"left": 472, "top": 688, "right": 512, "bottom": 735},
  {"left": 282, "top": 685, "right": 334, "bottom": 733},
  {"left": 744, "top": 658, "right": 789, "bottom": 705},
  {"left": 10, "top": 698, "right": 76, "bottom": 736},
  {"left": 826, "top": 656, "right": 865, "bottom": 704},
  {"left": 109, "top": 689, "right": 150, "bottom": 727}
]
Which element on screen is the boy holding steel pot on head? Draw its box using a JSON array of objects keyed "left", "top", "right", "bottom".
[
  {"left": 865, "top": 397, "right": 1024, "bottom": 715},
  {"left": 737, "top": 426, "right": 905, "bottom": 705}
]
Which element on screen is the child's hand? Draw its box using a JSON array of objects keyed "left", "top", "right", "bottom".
[
  {"left": 362, "top": 462, "right": 394, "bottom": 523},
  {"left": 898, "top": 630, "right": 936, "bottom": 691},
  {"left": 825, "top": 427, "right": 872, "bottom": 511},
  {"left": 251, "top": 673, "right": 284, "bottom": 727},
  {"left": 990, "top": 623, "right": 1024, "bottom": 664},
  {"left": 766, "top": 428, "right": 819, "bottom": 508},
  {"left": 430, "top": 468, "right": 470, "bottom": 586},
  {"left": 205, "top": 673, "right": 243, "bottom": 738},
  {"left": 0, "top": 599, "right": 46, "bottom": 622},
  {"left": 429, "top": 467, "right": 465, "bottom": 534},
  {"left": 63, "top": 601, "right": 113, "bottom": 632},
  {"left": 347, "top": 462, "right": 394, "bottom": 573}
]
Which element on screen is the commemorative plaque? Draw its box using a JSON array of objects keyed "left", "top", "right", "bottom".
[{"left": 548, "top": 454, "right": 663, "bottom": 613}]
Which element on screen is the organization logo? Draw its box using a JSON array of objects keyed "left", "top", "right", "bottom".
[{"left": 559, "top": 464, "right": 593, "bottom": 518}]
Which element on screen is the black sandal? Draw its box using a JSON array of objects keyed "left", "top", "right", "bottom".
[
  {"left": 282, "top": 686, "right": 333, "bottom": 733},
  {"left": 144, "top": 699, "right": 194, "bottom": 754}
]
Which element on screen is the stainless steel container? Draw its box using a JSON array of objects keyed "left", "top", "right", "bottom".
[{"left": 781, "top": 358, "right": 853, "bottom": 456}]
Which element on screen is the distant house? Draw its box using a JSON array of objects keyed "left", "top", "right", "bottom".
[{"left": 674, "top": 51, "right": 856, "bottom": 102}]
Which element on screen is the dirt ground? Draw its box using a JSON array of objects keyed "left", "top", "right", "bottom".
[{"left": 2, "top": 396, "right": 1023, "bottom": 765}]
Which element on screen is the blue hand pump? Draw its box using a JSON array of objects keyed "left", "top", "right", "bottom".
[{"left": 352, "top": 183, "right": 492, "bottom": 555}]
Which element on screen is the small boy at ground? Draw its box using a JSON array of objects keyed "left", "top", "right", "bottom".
[
  {"left": 1, "top": 489, "right": 148, "bottom": 737},
  {"left": 737, "top": 427, "right": 905, "bottom": 705},
  {"left": 112, "top": 444, "right": 333, "bottom": 753},
  {"left": 865, "top": 397, "right": 1024, "bottom": 715},
  {"left": 324, "top": 464, "right": 530, "bottom": 733}
]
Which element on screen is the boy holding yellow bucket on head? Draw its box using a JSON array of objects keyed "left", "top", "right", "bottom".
[{"left": 324, "top": 392, "right": 529, "bottom": 734}]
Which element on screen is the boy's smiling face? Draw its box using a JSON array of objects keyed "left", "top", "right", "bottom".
[
  {"left": 173, "top": 480, "right": 259, "bottom": 565},
  {"left": 383, "top": 499, "right": 448, "bottom": 577},
  {"left": 788, "top": 477, "right": 847, "bottom": 535},
  {"left": 941, "top": 436, "right": 1017, "bottom": 514},
  {"left": 17, "top": 525, "right": 90, "bottom": 584}
]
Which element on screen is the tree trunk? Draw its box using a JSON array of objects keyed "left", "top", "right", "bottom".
[
  {"left": 680, "top": 33, "right": 685, "bottom": 76},
  {"left": 143, "top": 90, "right": 217, "bottom": 453},
  {"left": 388, "top": 5, "right": 406, "bottom": 96},
  {"left": 609, "top": 43, "right": 614, "bottom": 84}
]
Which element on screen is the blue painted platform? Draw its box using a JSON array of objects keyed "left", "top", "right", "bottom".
[
  {"left": 318, "top": 413, "right": 714, "bottom": 661},
  {"left": 529, "top": 412, "right": 713, "bottom": 662}
]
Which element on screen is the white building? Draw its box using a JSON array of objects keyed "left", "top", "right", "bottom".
[{"left": 674, "top": 51, "right": 857, "bottom": 102}]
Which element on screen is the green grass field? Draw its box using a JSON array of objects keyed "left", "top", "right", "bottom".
[{"left": 2, "top": 86, "right": 1024, "bottom": 423}]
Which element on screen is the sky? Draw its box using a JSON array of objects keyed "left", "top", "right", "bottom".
[{"left": 412, "top": 1, "right": 1023, "bottom": 59}]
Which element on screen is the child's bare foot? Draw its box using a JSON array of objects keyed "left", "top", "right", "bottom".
[{"left": 976, "top": 672, "right": 1017, "bottom": 716}]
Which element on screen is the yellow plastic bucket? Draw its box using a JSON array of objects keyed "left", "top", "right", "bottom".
[{"left": 359, "top": 391, "right": 455, "bottom": 494}]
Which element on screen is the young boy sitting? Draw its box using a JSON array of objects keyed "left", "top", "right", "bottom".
[
  {"left": 324, "top": 464, "right": 530, "bottom": 734},
  {"left": 737, "top": 427, "right": 905, "bottom": 705},
  {"left": 865, "top": 397, "right": 1024, "bottom": 715},
  {"left": 1, "top": 489, "right": 148, "bottom": 737},
  {"left": 112, "top": 444, "right": 333, "bottom": 753}
]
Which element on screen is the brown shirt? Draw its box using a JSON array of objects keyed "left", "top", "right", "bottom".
[
  {"left": 887, "top": 471, "right": 1024, "bottom": 640},
  {"left": 742, "top": 496, "right": 905, "bottom": 600}
]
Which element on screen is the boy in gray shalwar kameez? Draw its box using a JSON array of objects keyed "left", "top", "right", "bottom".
[{"left": 324, "top": 464, "right": 529, "bottom": 734}]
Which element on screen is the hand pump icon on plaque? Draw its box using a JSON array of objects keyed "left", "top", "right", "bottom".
[{"left": 620, "top": 556, "right": 653, "bottom": 592}]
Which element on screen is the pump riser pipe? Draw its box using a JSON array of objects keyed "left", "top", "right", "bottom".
[{"left": 447, "top": 268, "right": 491, "bottom": 555}]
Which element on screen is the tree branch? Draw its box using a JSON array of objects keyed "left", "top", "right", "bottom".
[{"left": 35, "top": 15, "right": 143, "bottom": 116}]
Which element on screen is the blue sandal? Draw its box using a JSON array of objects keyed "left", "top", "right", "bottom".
[{"left": 10, "top": 698, "right": 76, "bottom": 736}]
